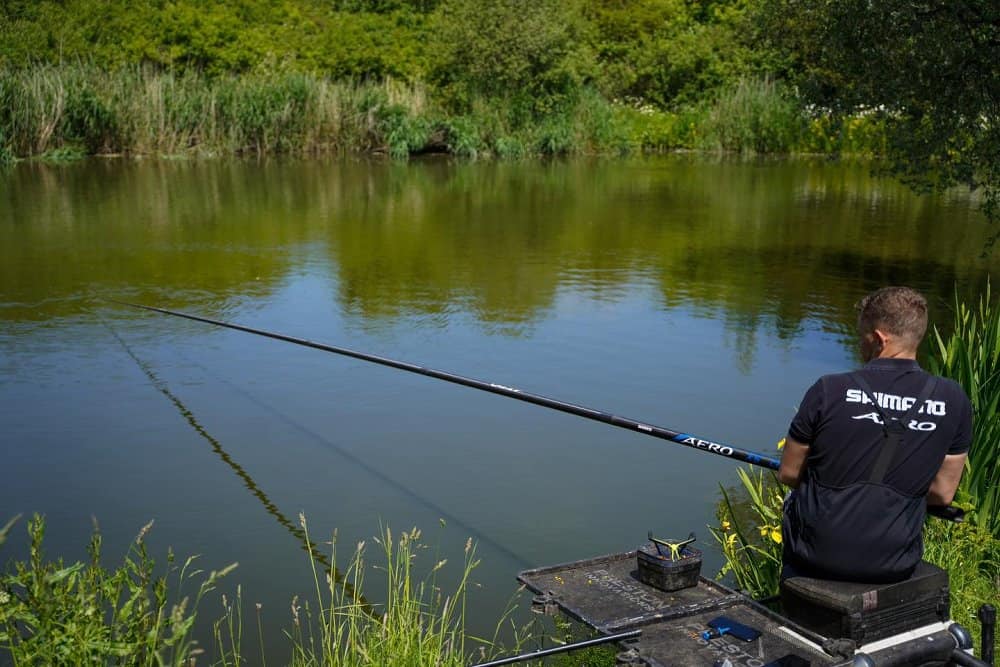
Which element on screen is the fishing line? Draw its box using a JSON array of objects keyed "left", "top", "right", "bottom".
[
  {"left": 99, "top": 315, "right": 373, "bottom": 610},
  {"left": 177, "top": 348, "right": 531, "bottom": 568}
]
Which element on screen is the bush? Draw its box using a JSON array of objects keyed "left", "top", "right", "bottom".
[
  {"left": 0, "top": 129, "right": 14, "bottom": 166},
  {"left": 429, "top": 0, "right": 595, "bottom": 120},
  {"left": 584, "top": 0, "right": 762, "bottom": 108}
]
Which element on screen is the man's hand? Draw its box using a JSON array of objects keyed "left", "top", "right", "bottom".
[
  {"left": 927, "top": 453, "right": 967, "bottom": 506},
  {"left": 779, "top": 437, "right": 810, "bottom": 488}
]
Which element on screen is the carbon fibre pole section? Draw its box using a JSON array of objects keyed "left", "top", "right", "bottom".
[
  {"left": 114, "top": 301, "right": 781, "bottom": 471},
  {"left": 468, "top": 629, "right": 641, "bottom": 667}
]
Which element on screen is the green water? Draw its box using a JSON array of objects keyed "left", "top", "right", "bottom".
[{"left": 0, "top": 156, "right": 993, "bottom": 654}]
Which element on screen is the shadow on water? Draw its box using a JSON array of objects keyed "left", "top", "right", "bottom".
[
  {"left": 192, "top": 364, "right": 531, "bottom": 569},
  {"left": 99, "top": 316, "right": 375, "bottom": 613},
  {"left": 103, "top": 305, "right": 530, "bottom": 569}
]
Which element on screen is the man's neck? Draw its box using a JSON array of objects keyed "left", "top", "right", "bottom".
[{"left": 877, "top": 346, "right": 918, "bottom": 360}]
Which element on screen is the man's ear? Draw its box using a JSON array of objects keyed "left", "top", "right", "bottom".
[{"left": 874, "top": 329, "right": 890, "bottom": 347}]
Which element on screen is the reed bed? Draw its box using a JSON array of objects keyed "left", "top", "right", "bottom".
[
  {"left": 0, "top": 63, "right": 625, "bottom": 160},
  {"left": 700, "top": 78, "right": 805, "bottom": 154},
  {"left": 0, "top": 64, "right": 428, "bottom": 158},
  {"left": 0, "top": 65, "right": 887, "bottom": 161},
  {"left": 930, "top": 286, "right": 1000, "bottom": 538}
]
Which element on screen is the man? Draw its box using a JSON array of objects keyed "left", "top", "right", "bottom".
[{"left": 778, "top": 286, "right": 971, "bottom": 583}]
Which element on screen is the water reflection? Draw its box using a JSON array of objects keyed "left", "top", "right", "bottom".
[{"left": 3, "top": 158, "right": 991, "bottom": 346}]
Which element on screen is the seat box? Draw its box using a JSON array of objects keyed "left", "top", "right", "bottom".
[{"left": 780, "top": 561, "right": 950, "bottom": 644}]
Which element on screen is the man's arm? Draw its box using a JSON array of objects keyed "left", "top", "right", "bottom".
[
  {"left": 779, "top": 437, "right": 810, "bottom": 488},
  {"left": 927, "top": 453, "right": 967, "bottom": 506}
]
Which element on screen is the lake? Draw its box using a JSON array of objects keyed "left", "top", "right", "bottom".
[{"left": 0, "top": 155, "right": 993, "bottom": 658}]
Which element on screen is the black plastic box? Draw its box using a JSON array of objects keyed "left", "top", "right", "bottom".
[
  {"left": 636, "top": 544, "right": 702, "bottom": 592},
  {"left": 780, "top": 560, "right": 950, "bottom": 644}
]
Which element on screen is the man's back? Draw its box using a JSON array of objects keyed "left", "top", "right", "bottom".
[
  {"left": 782, "top": 357, "right": 971, "bottom": 582},
  {"left": 790, "top": 358, "right": 971, "bottom": 496}
]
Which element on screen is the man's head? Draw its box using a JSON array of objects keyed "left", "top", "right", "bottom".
[{"left": 856, "top": 286, "right": 928, "bottom": 360}]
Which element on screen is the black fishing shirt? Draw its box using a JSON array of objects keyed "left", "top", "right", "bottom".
[
  {"left": 788, "top": 358, "right": 971, "bottom": 496},
  {"left": 782, "top": 358, "right": 972, "bottom": 582}
]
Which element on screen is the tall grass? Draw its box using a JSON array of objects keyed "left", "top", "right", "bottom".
[
  {"left": 286, "top": 516, "right": 489, "bottom": 666},
  {"left": 929, "top": 285, "right": 1000, "bottom": 537},
  {"left": 617, "top": 78, "right": 886, "bottom": 156},
  {"left": 1, "top": 514, "right": 519, "bottom": 665},
  {"left": 0, "top": 66, "right": 887, "bottom": 160},
  {"left": 0, "top": 64, "right": 430, "bottom": 158},
  {"left": 923, "top": 518, "right": 1000, "bottom": 655},
  {"left": 700, "top": 78, "right": 805, "bottom": 154},
  {"left": 0, "top": 64, "right": 631, "bottom": 160},
  {"left": 0, "top": 514, "right": 236, "bottom": 665}
]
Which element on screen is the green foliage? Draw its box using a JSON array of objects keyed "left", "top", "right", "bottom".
[
  {"left": 923, "top": 518, "right": 1000, "bottom": 654},
  {"left": 616, "top": 81, "right": 884, "bottom": 156},
  {"left": 0, "top": 514, "right": 521, "bottom": 665},
  {"left": 699, "top": 78, "right": 804, "bottom": 154},
  {"left": 286, "top": 517, "right": 502, "bottom": 666},
  {"left": 0, "top": 64, "right": 644, "bottom": 160},
  {"left": 335, "top": 0, "right": 439, "bottom": 12},
  {"left": 0, "top": 0, "right": 911, "bottom": 162},
  {"left": 0, "top": 0, "right": 430, "bottom": 81},
  {"left": 429, "top": 0, "right": 594, "bottom": 120},
  {"left": 40, "top": 146, "right": 88, "bottom": 162},
  {"left": 757, "top": 0, "right": 999, "bottom": 224},
  {"left": 0, "top": 64, "right": 440, "bottom": 158},
  {"left": 711, "top": 467, "right": 785, "bottom": 599},
  {"left": 0, "top": 514, "right": 235, "bottom": 665},
  {"left": 0, "top": 130, "right": 14, "bottom": 166},
  {"left": 799, "top": 113, "right": 887, "bottom": 157},
  {"left": 439, "top": 116, "right": 482, "bottom": 158},
  {"left": 928, "top": 285, "right": 1000, "bottom": 537},
  {"left": 584, "top": 0, "right": 766, "bottom": 108},
  {"left": 377, "top": 101, "right": 434, "bottom": 158},
  {"left": 616, "top": 105, "right": 700, "bottom": 151}
]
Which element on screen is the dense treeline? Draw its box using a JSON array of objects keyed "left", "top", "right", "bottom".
[
  {"left": 0, "top": 0, "right": 878, "bottom": 161},
  {"left": 0, "top": 0, "right": 762, "bottom": 104}
]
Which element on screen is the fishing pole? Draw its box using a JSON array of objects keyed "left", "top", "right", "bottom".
[
  {"left": 469, "top": 629, "right": 641, "bottom": 667},
  {"left": 114, "top": 301, "right": 780, "bottom": 470}
]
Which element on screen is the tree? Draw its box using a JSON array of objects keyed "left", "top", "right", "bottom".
[
  {"left": 428, "top": 0, "right": 594, "bottom": 118},
  {"left": 760, "top": 1, "right": 999, "bottom": 228}
]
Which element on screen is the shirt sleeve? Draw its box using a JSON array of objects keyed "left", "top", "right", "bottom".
[
  {"left": 788, "top": 378, "right": 825, "bottom": 445},
  {"left": 948, "top": 391, "right": 973, "bottom": 455}
]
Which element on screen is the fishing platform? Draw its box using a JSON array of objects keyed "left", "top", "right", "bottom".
[{"left": 506, "top": 533, "right": 995, "bottom": 667}]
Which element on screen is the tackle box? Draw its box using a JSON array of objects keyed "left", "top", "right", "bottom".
[{"left": 780, "top": 560, "right": 951, "bottom": 644}]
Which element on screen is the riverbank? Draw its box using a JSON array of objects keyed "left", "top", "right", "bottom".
[
  {"left": 0, "top": 65, "right": 885, "bottom": 162},
  {"left": 4, "top": 510, "right": 996, "bottom": 664}
]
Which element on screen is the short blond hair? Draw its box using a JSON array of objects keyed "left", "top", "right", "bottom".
[{"left": 856, "top": 286, "right": 928, "bottom": 348}]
